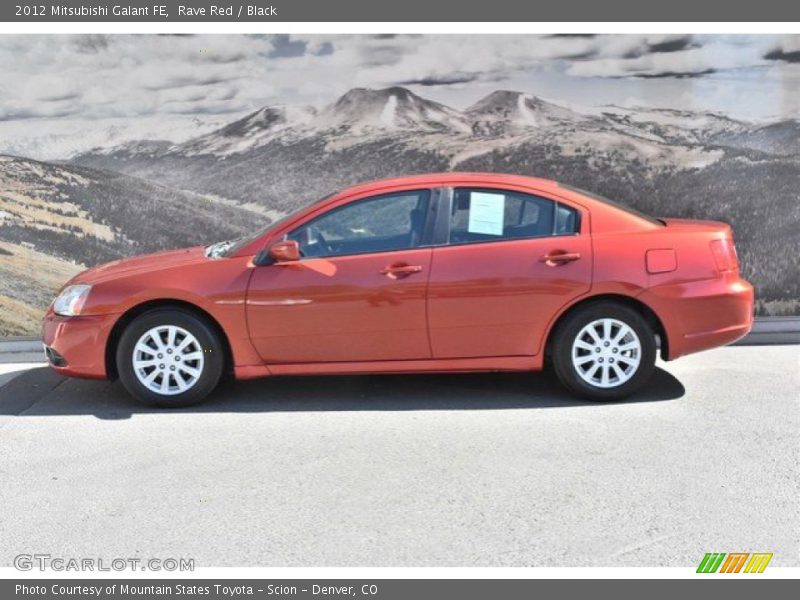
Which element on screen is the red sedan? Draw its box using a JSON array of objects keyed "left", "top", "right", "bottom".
[{"left": 42, "top": 173, "right": 754, "bottom": 407}]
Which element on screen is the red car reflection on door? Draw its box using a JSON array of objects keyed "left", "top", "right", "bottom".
[{"left": 42, "top": 173, "right": 754, "bottom": 407}]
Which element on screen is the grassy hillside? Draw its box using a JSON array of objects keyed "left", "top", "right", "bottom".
[
  {"left": 0, "top": 155, "right": 264, "bottom": 335},
  {"left": 0, "top": 240, "right": 83, "bottom": 336}
]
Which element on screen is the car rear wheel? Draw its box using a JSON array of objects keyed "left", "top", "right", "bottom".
[
  {"left": 116, "top": 309, "right": 224, "bottom": 408},
  {"left": 551, "top": 302, "right": 656, "bottom": 401}
]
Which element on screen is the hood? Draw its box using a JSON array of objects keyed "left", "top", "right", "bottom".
[{"left": 72, "top": 246, "right": 208, "bottom": 285}]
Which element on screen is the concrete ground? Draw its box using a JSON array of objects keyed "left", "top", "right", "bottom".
[
  {"left": 0, "top": 345, "right": 797, "bottom": 568},
  {"left": 0, "top": 339, "right": 43, "bottom": 387},
  {"left": 0, "top": 362, "right": 41, "bottom": 388}
]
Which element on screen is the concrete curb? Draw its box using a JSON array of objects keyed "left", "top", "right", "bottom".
[
  {"left": 1, "top": 339, "right": 41, "bottom": 354},
  {"left": 2, "top": 317, "right": 797, "bottom": 359},
  {"left": 732, "top": 317, "right": 800, "bottom": 346}
]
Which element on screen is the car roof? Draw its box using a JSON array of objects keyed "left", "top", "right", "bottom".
[
  {"left": 333, "top": 173, "right": 662, "bottom": 230},
  {"left": 336, "top": 172, "right": 563, "bottom": 197}
]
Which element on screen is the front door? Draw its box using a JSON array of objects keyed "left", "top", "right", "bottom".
[
  {"left": 427, "top": 187, "right": 591, "bottom": 358},
  {"left": 246, "top": 189, "right": 434, "bottom": 364}
]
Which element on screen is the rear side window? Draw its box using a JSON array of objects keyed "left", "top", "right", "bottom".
[
  {"left": 448, "top": 188, "right": 578, "bottom": 245},
  {"left": 555, "top": 203, "right": 579, "bottom": 235}
]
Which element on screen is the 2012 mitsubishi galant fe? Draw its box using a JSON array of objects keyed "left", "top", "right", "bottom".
[{"left": 42, "top": 173, "right": 754, "bottom": 407}]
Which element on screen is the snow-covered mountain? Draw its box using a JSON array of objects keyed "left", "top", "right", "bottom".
[
  {"left": 66, "top": 86, "right": 795, "bottom": 221},
  {"left": 0, "top": 114, "right": 232, "bottom": 161},
  {"left": 315, "top": 87, "right": 471, "bottom": 135},
  {"left": 466, "top": 90, "right": 596, "bottom": 136},
  {"left": 596, "top": 105, "right": 751, "bottom": 145},
  {"left": 71, "top": 86, "right": 798, "bottom": 167},
  {"left": 5, "top": 86, "right": 796, "bottom": 164},
  {"left": 164, "top": 87, "right": 473, "bottom": 158},
  {"left": 179, "top": 105, "right": 318, "bottom": 156}
]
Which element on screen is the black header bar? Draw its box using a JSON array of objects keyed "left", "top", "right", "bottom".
[
  {"left": 2, "top": 0, "right": 799, "bottom": 22},
  {"left": 3, "top": 579, "right": 797, "bottom": 600}
]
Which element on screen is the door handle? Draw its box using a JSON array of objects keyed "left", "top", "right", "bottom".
[
  {"left": 380, "top": 264, "right": 423, "bottom": 279},
  {"left": 539, "top": 251, "right": 581, "bottom": 265}
]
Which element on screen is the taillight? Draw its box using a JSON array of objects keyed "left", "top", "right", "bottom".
[{"left": 710, "top": 238, "right": 738, "bottom": 274}]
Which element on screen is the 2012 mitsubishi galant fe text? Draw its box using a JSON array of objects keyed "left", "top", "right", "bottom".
[{"left": 42, "top": 173, "right": 754, "bottom": 407}]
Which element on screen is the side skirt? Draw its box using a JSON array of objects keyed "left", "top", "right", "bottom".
[{"left": 234, "top": 355, "right": 542, "bottom": 380}]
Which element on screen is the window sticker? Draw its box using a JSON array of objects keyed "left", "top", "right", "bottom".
[{"left": 467, "top": 192, "right": 505, "bottom": 235}]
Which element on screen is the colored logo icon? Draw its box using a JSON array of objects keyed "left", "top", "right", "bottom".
[{"left": 697, "top": 553, "right": 773, "bottom": 573}]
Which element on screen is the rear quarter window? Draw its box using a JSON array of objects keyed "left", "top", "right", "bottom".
[{"left": 448, "top": 188, "right": 579, "bottom": 245}]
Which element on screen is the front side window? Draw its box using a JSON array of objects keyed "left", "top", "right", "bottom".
[
  {"left": 287, "top": 190, "right": 431, "bottom": 258},
  {"left": 448, "top": 188, "right": 578, "bottom": 245}
]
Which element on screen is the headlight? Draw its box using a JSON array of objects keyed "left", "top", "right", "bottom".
[{"left": 53, "top": 284, "right": 92, "bottom": 316}]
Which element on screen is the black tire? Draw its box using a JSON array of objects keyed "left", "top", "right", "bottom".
[
  {"left": 551, "top": 301, "right": 656, "bottom": 401},
  {"left": 116, "top": 309, "right": 224, "bottom": 408}
]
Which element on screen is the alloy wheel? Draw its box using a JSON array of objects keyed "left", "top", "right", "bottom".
[
  {"left": 571, "top": 318, "right": 642, "bottom": 389},
  {"left": 132, "top": 325, "right": 205, "bottom": 396}
]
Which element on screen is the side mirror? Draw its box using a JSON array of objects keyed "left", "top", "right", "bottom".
[{"left": 268, "top": 239, "right": 301, "bottom": 263}]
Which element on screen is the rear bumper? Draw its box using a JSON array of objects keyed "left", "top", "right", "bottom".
[
  {"left": 639, "top": 274, "right": 754, "bottom": 360},
  {"left": 41, "top": 310, "right": 119, "bottom": 379}
]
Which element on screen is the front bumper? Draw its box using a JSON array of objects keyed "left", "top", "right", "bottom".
[
  {"left": 639, "top": 273, "right": 754, "bottom": 360},
  {"left": 41, "top": 310, "right": 119, "bottom": 379}
]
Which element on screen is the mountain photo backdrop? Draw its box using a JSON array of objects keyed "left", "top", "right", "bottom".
[{"left": 1, "top": 34, "right": 799, "bottom": 335}]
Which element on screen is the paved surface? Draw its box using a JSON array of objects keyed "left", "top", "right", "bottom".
[
  {"left": 0, "top": 343, "right": 44, "bottom": 387},
  {"left": 0, "top": 345, "right": 797, "bottom": 568},
  {"left": 0, "top": 362, "right": 42, "bottom": 388}
]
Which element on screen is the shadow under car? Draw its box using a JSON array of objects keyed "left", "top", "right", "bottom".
[{"left": 0, "top": 366, "right": 685, "bottom": 419}]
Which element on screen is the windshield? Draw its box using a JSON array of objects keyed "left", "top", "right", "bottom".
[
  {"left": 205, "top": 193, "right": 337, "bottom": 258},
  {"left": 559, "top": 183, "right": 664, "bottom": 226}
]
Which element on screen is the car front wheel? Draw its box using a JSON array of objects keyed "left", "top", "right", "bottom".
[
  {"left": 116, "top": 309, "right": 224, "bottom": 408},
  {"left": 551, "top": 302, "right": 657, "bottom": 400}
]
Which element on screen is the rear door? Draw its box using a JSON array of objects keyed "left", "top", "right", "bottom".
[{"left": 426, "top": 187, "right": 592, "bottom": 358}]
